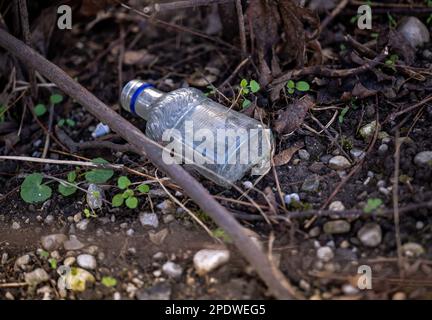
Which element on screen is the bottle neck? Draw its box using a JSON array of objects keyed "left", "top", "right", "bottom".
[{"left": 120, "top": 80, "right": 164, "bottom": 121}]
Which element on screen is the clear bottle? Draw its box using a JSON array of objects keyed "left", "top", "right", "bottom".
[{"left": 120, "top": 80, "right": 274, "bottom": 186}]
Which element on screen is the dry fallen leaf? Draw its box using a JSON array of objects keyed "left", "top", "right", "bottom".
[
  {"left": 273, "top": 143, "right": 303, "bottom": 166},
  {"left": 273, "top": 96, "right": 314, "bottom": 135},
  {"left": 123, "top": 49, "right": 156, "bottom": 66},
  {"left": 149, "top": 228, "right": 169, "bottom": 245}
]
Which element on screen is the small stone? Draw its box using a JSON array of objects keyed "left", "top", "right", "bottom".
[
  {"left": 113, "top": 292, "right": 121, "bottom": 300},
  {"left": 156, "top": 200, "right": 176, "bottom": 214},
  {"left": 329, "top": 156, "right": 351, "bottom": 170},
  {"left": 397, "top": 16, "right": 430, "bottom": 48},
  {"left": 414, "top": 151, "right": 432, "bottom": 166},
  {"left": 44, "top": 215, "right": 54, "bottom": 225},
  {"left": 329, "top": 201, "right": 345, "bottom": 212},
  {"left": 5, "top": 291, "right": 14, "bottom": 300},
  {"left": 15, "top": 254, "right": 31, "bottom": 268},
  {"left": 193, "top": 249, "right": 230, "bottom": 276},
  {"left": 25, "top": 268, "right": 49, "bottom": 286},
  {"left": 77, "top": 254, "right": 97, "bottom": 270},
  {"left": 401, "top": 242, "right": 425, "bottom": 257},
  {"left": 153, "top": 252, "right": 165, "bottom": 260},
  {"left": 86, "top": 184, "right": 104, "bottom": 210},
  {"left": 308, "top": 226, "right": 320, "bottom": 238},
  {"left": 342, "top": 284, "right": 359, "bottom": 295},
  {"left": 299, "top": 279, "right": 311, "bottom": 291},
  {"left": 76, "top": 219, "right": 90, "bottom": 231},
  {"left": 242, "top": 181, "right": 253, "bottom": 189},
  {"left": 350, "top": 148, "right": 365, "bottom": 160},
  {"left": 316, "top": 246, "right": 334, "bottom": 262},
  {"left": 73, "top": 213, "right": 82, "bottom": 223},
  {"left": 392, "top": 292, "right": 407, "bottom": 300},
  {"left": 357, "top": 223, "right": 382, "bottom": 247},
  {"left": 64, "top": 257, "right": 76, "bottom": 266},
  {"left": 323, "top": 220, "right": 351, "bottom": 234},
  {"left": 162, "top": 261, "right": 183, "bottom": 278},
  {"left": 284, "top": 193, "right": 300, "bottom": 205},
  {"left": 378, "top": 144, "right": 389, "bottom": 155},
  {"left": 139, "top": 213, "right": 159, "bottom": 228},
  {"left": 126, "top": 229, "right": 135, "bottom": 236},
  {"left": 1, "top": 252, "right": 8, "bottom": 265},
  {"left": 11, "top": 221, "right": 20, "bottom": 230},
  {"left": 301, "top": 174, "right": 320, "bottom": 192},
  {"left": 136, "top": 282, "right": 172, "bottom": 300},
  {"left": 298, "top": 149, "right": 310, "bottom": 161},
  {"left": 163, "top": 214, "right": 175, "bottom": 224},
  {"left": 416, "top": 221, "right": 425, "bottom": 230},
  {"left": 359, "top": 121, "right": 377, "bottom": 140},
  {"left": 41, "top": 234, "right": 68, "bottom": 251},
  {"left": 63, "top": 237, "right": 85, "bottom": 251}
]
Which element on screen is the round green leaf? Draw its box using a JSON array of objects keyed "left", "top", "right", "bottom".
[
  {"left": 57, "top": 119, "right": 65, "bottom": 127},
  {"left": 288, "top": 88, "right": 295, "bottom": 94},
  {"left": 122, "top": 189, "right": 134, "bottom": 199},
  {"left": 240, "top": 79, "right": 248, "bottom": 88},
  {"left": 50, "top": 94, "right": 63, "bottom": 104},
  {"left": 67, "top": 171, "right": 77, "bottom": 183},
  {"left": 65, "top": 119, "right": 76, "bottom": 127},
  {"left": 101, "top": 276, "right": 117, "bottom": 287},
  {"left": 112, "top": 194, "right": 124, "bottom": 207},
  {"left": 295, "top": 81, "right": 310, "bottom": 92},
  {"left": 249, "top": 80, "right": 260, "bottom": 93},
  {"left": 242, "top": 99, "right": 251, "bottom": 109},
  {"left": 34, "top": 104, "right": 47, "bottom": 117},
  {"left": 125, "top": 196, "right": 138, "bottom": 209},
  {"left": 85, "top": 158, "right": 114, "bottom": 184},
  {"left": 58, "top": 182, "right": 77, "bottom": 197},
  {"left": 20, "top": 173, "right": 52, "bottom": 203},
  {"left": 117, "top": 176, "right": 131, "bottom": 190},
  {"left": 287, "top": 80, "right": 295, "bottom": 89},
  {"left": 137, "top": 184, "right": 150, "bottom": 193}
]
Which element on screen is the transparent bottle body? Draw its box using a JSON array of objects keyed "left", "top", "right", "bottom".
[{"left": 121, "top": 81, "right": 274, "bottom": 187}]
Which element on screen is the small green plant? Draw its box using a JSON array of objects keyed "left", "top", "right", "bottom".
[
  {"left": 205, "top": 85, "right": 216, "bottom": 97},
  {"left": 239, "top": 79, "right": 260, "bottom": 108},
  {"left": 363, "top": 198, "right": 383, "bottom": 213},
  {"left": 339, "top": 106, "right": 350, "bottom": 124},
  {"left": 34, "top": 104, "right": 47, "bottom": 117},
  {"left": 385, "top": 54, "right": 398, "bottom": 72},
  {"left": 58, "top": 170, "right": 78, "bottom": 197},
  {"left": 85, "top": 158, "right": 114, "bottom": 184},
  {"left": 83, "top": 208, "right": 97, "bottom": 218},
  {"left": 57, "top": 118, "right": 76, "bottom": 127},
  {"left": 111, "top": 176, "right": 145, "bottom": 209},
  {"left": 387, "top": 13, "right": 397, "bottom": 28},
  {"left": 286, "top": 80, "right": 310, "bottom": 94},
  {"left": 50, "top": 93, "right": 64, "bottom": 105},
  {"left": 48, "top": 258, "right": 58, "bottom": 269},
  {"left": 39, "top": 250, "right": 49, "bottom": 258},
  {"left": 101, "top": 276, "right": 117, "bottom": 287},
  {"left": 212, "top": 228, "right": 232, "bottom": 243},
  {"left": 20, "top": 173, "right": 52, "bottom": 203}
]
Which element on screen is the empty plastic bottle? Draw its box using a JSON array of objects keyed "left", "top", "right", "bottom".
[{"left": 120, "top": 80, "right": 274, "bottom": 186}]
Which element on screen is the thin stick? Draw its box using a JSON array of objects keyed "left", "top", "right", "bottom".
[
  {"left": 146, "top": 0, "right": 233, "bottom": 12},
  {"left": 393, "top": 130, "right": 404, "bottom": 277},
  {"left": 42, "top": 103, "right": 54, "bottom": 158},
  {"left": 320, "top": 0, "right": 349, "bottom": 32},
  {"left": 235, "top": 0, "right": 247, "bottom": 57},
  {"left": 0, "top": 29, "right": 295, "bottom": 300}
]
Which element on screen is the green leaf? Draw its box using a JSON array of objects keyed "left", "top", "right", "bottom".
[
  {"left": 39, "top": 250, "right": 49, "bottom": 258},
  {"left": 112, "top": 193, "right": 124, "bottom": 207},
  {"left": 339, "top": 106, "right": 350, "bottom": 124},
  {"left": 57, "top": 119, "right": 65, "bottom": 127},
  {"left": 122, "top": 189, "right": 134, "bottom": 198},
  {"left": 20, "top": 173, "right": 52, "bottom": 203},
  {"left": 67, "top": 171, "right": 77, "bottom": 183},
  {"left": 242, "top": 99, "right": 251, "bottom": 109},
  {"left": 48, "top": 258, "right": 57, "bottom": 269},
  {"left": 137, "top": 184, "right": 150, "bottom": 193},
  {"left": 58, "top": 182, "right": 77, "bottom": 197},
  {"left": 288, "top": 88, "right": 295, "bottom": 94},
  {"left": 65, "top": 119, "right": 76, "bottom": 127},
  {"left": 249, "top": 80, "right": 260, "bottom": 93},
  {"left": 50, "top": 94, "right": 63, "bottom": 104},
  {"left": 101, "top": 276, "right": 117, "bottom": 287},
  {"left": 363, "top": 198, "right": 383, "bottom": 213},
  {"left": 117, "top": 176, "right": 131, "bottom": 190},
  {"left": 125, "top": 196, "right": 138, "bottom": 209},
  {"left": 295, "top": 81, "right": 310, "bottom": 92},
  {"left": 84, "top": 158, "right": 114, "bottom": 183},
  {"left": 287, "top": 80, "right": 295, "bottom": 89},
  {"left": 240, "top": 79, "right": 248, "bottom": 88},
  {"left": 34, "top": 104, "right": 47, "bottom": 117}
]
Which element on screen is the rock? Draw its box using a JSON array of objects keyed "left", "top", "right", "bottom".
[
  {"left": 401, "top": 242, "right": 425, "bottom": 257},
  {"left": 416, "top": 221, "right": 425, "bottom": 230},
  {"left": 162, "top": 261, "right": 183, "bottom": 278},
  {"left": 76, "top": 219, "right": 90, "bottom": 231},
  {"left": 329, "top": 156, "right": 351, "bottom": 170},
  {"left": 64, "top": 257, "right": 76, "bottom": 266},
  {"left": 25, "top": 268, "right": 49, "bottom": 286},
  {"left": 397, "top": 16, "right": 430, "bottom": 48},
  {"left": 357, "top": 223, "right": 382, "bottom": 247},
  {"left": 1, "top": 252, "right": 8, "bottom": 265},
  {"left": 301, "top": 174, "right": 320, "bottom": 192},
  {"left": 392, "top": 292, "right": 407, "bottom": 300},
  {"left": 63, "top": 237, "right": 85, "bottom": 251},
  {"left": 156, "top": 200, "right": 176, "bottom": 214},
  {"left": 284, "top": 193, "right": 300, "bottom": 205},
  {"left": 41, "top": 234, "right": 67, "bottom": 251},
  {"left": 342, "top": 284, "right": 359, "bottom": 295},
  {"left": 162, "top": 214, "right": 175, "bottom": 224},
  {"left": 350, "top": 148, "right": 365, "bottom": 160},
  {"left": 316, "top": 246, "right": 334, "bottom": 262},
  {"left": 77, "top": 254, "right": 97, "bottom": 270},
  {"left": 298, "top": 149, "right": 310, "bottom": 161},
  {"left": 329, "top": 201, "right": 345, "bottom": 211},
  {"left": 86, "top": 184, "right": 104, "bottom": 210},
  {"left": 126, "top": 228, "right": 135, "bottom": 236},
  {"left": 323, "top": 220, "right": 351, "bottom": 234},
  {"left": 378, "top": 144, "right": 389, "bottom": 155},
  {"left": 139, "top": 213, "right": 159, "bottom": 228},
  {"left": 11, "top": 221, "right": 20, "bottom": 230},
  {"left": 193, "top": 249, "right": 230, "bottom": 276},
  {"left": 308, "top": 226, "right": 320, "bottom": 238},
  {"left": 242, "top": 181, "right": 253, "bottom": 189},
  {"left": 359, "top": 121, "right": 377, "bottom": 141},
  {"left": 60, "top": 267, "right": 95, "bottom": 292},
  {"left": 15, "top": 254, "right": 31, "bottom": 269},
  {"left": 136, "top": 282, "right": 172, "bottom": 300},
  {"left": 414, "top": 151, "right": 432, "bottom": 166}
]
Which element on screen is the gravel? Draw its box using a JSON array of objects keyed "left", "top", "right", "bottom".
[
  {"left": 24, "top": 268, "right": 50, "bottom": 286},
  {"left": 316, "top": 246, "right": 334, "bottom": 262},
  {"left": 41, "top": 234, "right": 68, "bottom": 251},
  {"left": 139, "top": 213, "right": 159, "bottom": 229},
  {"left": 63, "top": 236, "right": 85, "bottom": 251},
  {"left": 162, "top": 261, "right": 183, "bottom": 278},
  {"left": 357, "top": 223, "right": 382, "bottom": 247},
  {"left": 193, "top": 249, "right": 230, "bottom": 275},
  {"left": 414, "top": 151, "right": 432, "bottom": 166},
  {"left": 323, "top": 220, "right": 351, "bottom": 234},
  {"left": 328, "top": 156, "right": 351, "bottom": 170},
  {"left": 77, "top": 254, "right": 97, "bottom": 270},
  {"left": 397, "top": 16, "right": 430, "bottom": 48}
]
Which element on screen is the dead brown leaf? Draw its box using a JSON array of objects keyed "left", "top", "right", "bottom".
[
  {"left": 123, "top": 49, "right": 156, "bottom": 66},
  {"left": 273, "top": 143, "right": 303, "bottom": 166},
  {"left": 273, "top": 95, "right": 314, "bottom": 135}
]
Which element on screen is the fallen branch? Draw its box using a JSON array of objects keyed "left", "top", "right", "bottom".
[{"left": 0, "top": 29, "right": 297, "bottom": 300}]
